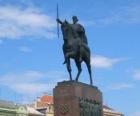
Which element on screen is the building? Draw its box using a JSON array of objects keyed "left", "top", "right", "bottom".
[
  {"left": 34, "top": 94, "right": 124, "bottom": 116},
  {"left": 16, "top": 105, "right": 28, "bottom": 116},
  {"left": 0, "top": 100, "right": 17, "bottom": 116},
  {"left": 0, "top": 100, "right": 44, "bottom": 116},
  {"left": 103, "top": 105, "right": 124, "bottom": 116},
  {"left": 35, "top": 95, "right": 54, "bottom": 116},
  {"left": 26, "top": 106, "right": 45, "bottom": 116}
]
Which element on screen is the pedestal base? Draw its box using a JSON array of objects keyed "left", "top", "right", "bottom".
[{"left": 53, "top": 81, "right": 103, "bottom": 116}]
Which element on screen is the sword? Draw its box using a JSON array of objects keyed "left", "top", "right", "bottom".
[{"left": 57, "top": 3, "right": 59, "bottom": 38}]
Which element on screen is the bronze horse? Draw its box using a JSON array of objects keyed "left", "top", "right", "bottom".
[{"left": 61, "top": 21, "right": 93, "bottom": 85}]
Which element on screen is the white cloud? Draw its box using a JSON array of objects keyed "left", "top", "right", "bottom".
[
  {"left": 0, "top": 70, "right": 66, "bottom": 103},
  {"left": 108, "top": 83, "right": 134, "bottom": 90},
  {"left": 99, "top": 5, "right": 140, "bottom": 25},
  {"left": 133, "top": 70, "right": 140, "bottom": 80},
  {"left": 0, "top": 6, "right": 56, "bottom": 40},
  {"left": 129, "top": 111, "right": 140, "bottom": 116},
  {"left": 19, "top": 46, "right": 32, "bottom": 52},
  {"left": 91, "top": 55, "right": 124, "bottom": 69}
]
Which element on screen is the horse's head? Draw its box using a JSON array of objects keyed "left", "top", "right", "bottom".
[{"left": 61, "top": 20, "right": 72, "bottom": 41}]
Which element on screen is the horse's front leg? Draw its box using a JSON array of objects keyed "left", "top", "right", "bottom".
[
  {"left": 65, "top": 53, "right": 72, "bottom": 81},
  {"left": 75, "top": 59, "right": 82, "bottom": 82}
]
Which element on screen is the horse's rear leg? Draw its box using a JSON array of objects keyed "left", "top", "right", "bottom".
[
  {"left": 85, "top": 60, "right": 93, "bottom": 85},
  {"left": 75, "top": 60, "right": 82, "bottom": 82}
]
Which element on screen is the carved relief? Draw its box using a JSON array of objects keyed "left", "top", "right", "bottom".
[{"left": 79, "top": 98, "right": 102, "bottom": 116}]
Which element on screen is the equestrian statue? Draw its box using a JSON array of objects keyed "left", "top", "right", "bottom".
[{"left": 56, "top": 16, "right": 93, "bottom": 85}]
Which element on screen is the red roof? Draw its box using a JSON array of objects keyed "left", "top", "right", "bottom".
[{"left": 40, "top": 95, "right": 53, "bottom": 104}]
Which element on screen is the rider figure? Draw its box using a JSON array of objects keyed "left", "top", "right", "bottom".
[
  {"left": 71, "top": 16, "right": 88, "bottom": 63},
  {"left": 56, "top": 16, "right": 88, "bottom": 64},
  {"left": 71, "top": 16, "right": 88, "bottom": 45}
]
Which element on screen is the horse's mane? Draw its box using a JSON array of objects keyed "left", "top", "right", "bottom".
[{"left": 61, "top": 21, "right": 75, "bottom": 40}]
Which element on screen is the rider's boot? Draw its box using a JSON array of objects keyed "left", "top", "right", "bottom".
[
  {"left": 63, "top": 60, "right": 66, "bottom": 64},
  {"left": 63, "top": 57, "right": 67, "bottom": 64}
]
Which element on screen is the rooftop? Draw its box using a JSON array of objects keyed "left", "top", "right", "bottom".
[
  {"left": 39, "top": 95, "right": 53, "bottom": 104},
  {"left": 0, "top": 100, "right": 17, "bottom": 109}
]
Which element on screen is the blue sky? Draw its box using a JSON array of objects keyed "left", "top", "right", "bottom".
[{"left": 0, "top": 0, "right": 140, "bottom": 115}]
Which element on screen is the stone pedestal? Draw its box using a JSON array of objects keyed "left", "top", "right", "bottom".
[{"left": 53, "top": 81, "right": 103, "bottom": 116}]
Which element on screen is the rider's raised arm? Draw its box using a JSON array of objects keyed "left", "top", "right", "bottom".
[{"left": 56, "top": 18, "right": 63, "bottom": 25}]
